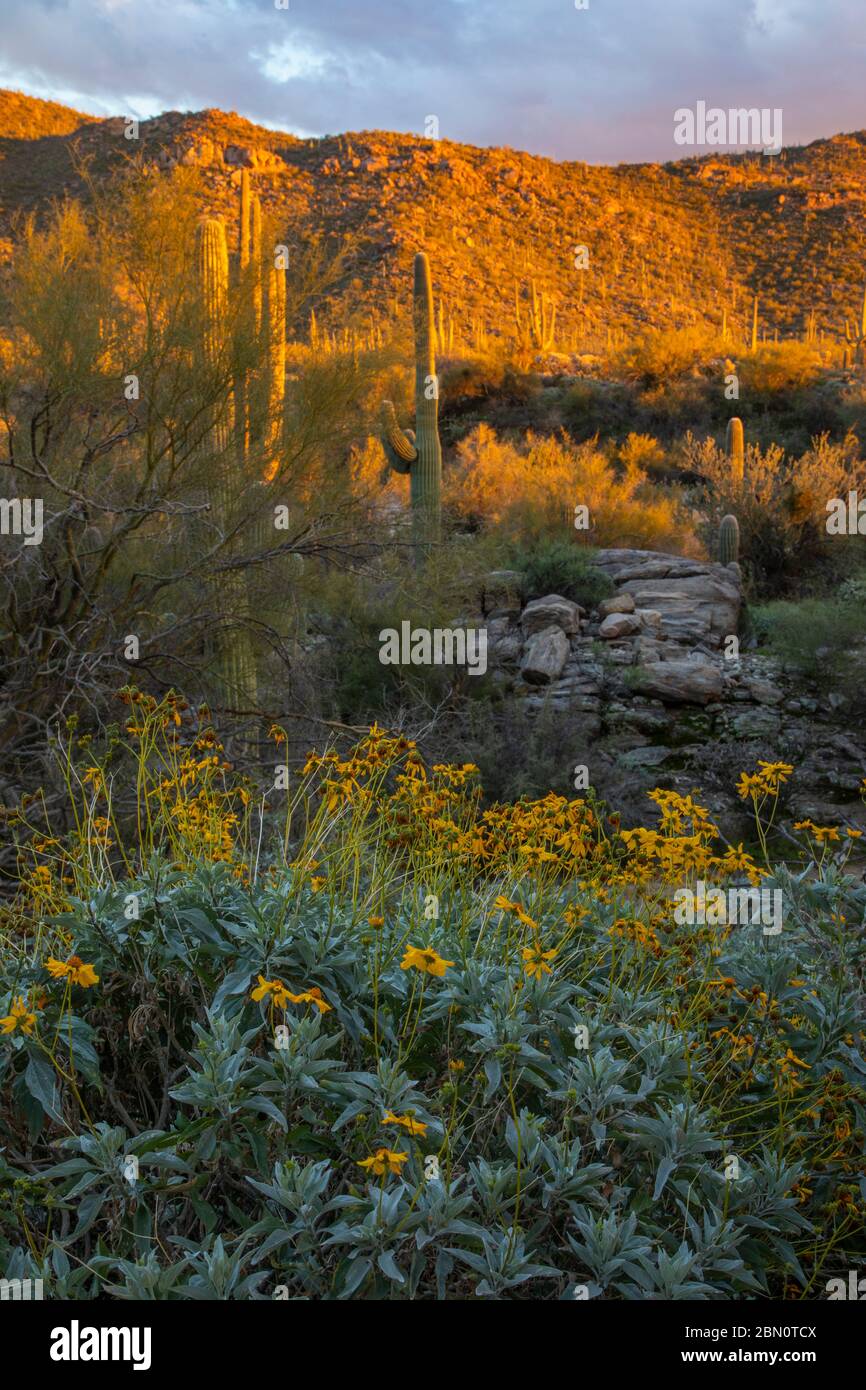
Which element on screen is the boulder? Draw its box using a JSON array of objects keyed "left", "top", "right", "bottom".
[
  {"left": 223, "top": 143, "right": 284, "bottom": 172},
  {"left": 619, "top": 745, "right": 678, "bottom": 769},
  {"left": 521, "top": 593, "right": 583, "bottom": 636},
  {"left": 598, "top": 593, "right": 636, "bottom": 618},
  {"left": 631, "top": 660, "right": 724, "bottom": 705},
  {"left": 598, "top": 612, "right": 641, "bottom": 640},
  {"left": 591, "top": 549, "right": 742, "bottom": 648},
  {"left": 636, "top": 608, "right": 662, "bottom": 632},
  {"left": 487, "top": 616, "right": 522, "bottom": 665},
  {"left": 729, "top": 707, "right": 782, "bottom": 738},
  {"left": 520, "top": 626, "right": 570, "bottom": 685},
  {"left": 746, "top": 677, "right": 784, "bottom": 705}
]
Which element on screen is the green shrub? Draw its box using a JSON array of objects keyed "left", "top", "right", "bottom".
[
  {"left": 751, "top": 597, "right": 866, "bottom": 698},
  {"left": 509, "top": 539, "right": 613, "bottom": 607},
  {"left": 3, "top": 710, "right": 864, "bottom": 1301}
]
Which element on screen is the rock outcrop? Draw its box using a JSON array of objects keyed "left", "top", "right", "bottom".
[{"left": 474, "top": 548, "right": 866, "bottom": 835}]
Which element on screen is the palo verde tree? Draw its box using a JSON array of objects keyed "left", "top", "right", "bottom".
[{"left": 0, "top": 161, "right": 384, "bottom": 799}]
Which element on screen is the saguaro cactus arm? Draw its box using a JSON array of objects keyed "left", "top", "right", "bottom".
[{"left": 381, "top": 400, "right": 416, "bottom": 474}]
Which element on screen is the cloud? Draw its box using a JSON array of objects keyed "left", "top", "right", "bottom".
[{"left": 0, "top": 0, "right": 863, "bottom": 162}]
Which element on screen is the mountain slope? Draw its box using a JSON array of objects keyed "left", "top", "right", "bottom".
[{"left": 1, "top": 90, "right": 865, "bottom": 352}]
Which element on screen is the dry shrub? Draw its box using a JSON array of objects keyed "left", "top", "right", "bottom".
[
  {"left": 739, "top": 342, "right": 823, "bottom": 403},
  {"left": 617, "top": 431, "right": 669, "bottom": 472},
  {"left": 612, "top": 327, "right": 721, "bottom": 389},
  {"left": 445, "top": 423, "right": 695, "bottom": 551},
  {"left": 681, "top": 429, "right": 866, "bottom": 590}
]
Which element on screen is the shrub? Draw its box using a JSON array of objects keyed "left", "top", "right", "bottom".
[
  {"left": 439, "top": 354, "right": 507, "bottom": 408},
  {"left": 738, "top": 342, "right": 823, "bottom": 407},
  {"left": 508, "top": 538, "right": 613, "bottom": 607},
  {"left": 2, "top": 708, "right": 865, "bottom": 1300},
  {"left": 446, "top": 424, "right": 696, "bottom": 552},
  {"left": 681, "top": 430, "right": 866, "bottom": 595},
  {"left": 611, "top": 327, "right": 721, "bottom": 390},
  {"left": 751, "top": 597, "right": 866, "bottom": 699}
]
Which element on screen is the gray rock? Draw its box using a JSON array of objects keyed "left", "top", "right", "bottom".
[
  {"left": 729, "top": 708, "right": 782, "bottom": 738},
  {"left": 746, "top": 678, "right": 784, "bottom": 705},
  {"left": 619, "top": 702, "right": 674, "bottom": 736},
  {"left": 598, "top": 612, "right": 641, "bottom": 640},
  {"left": 548, "top": 672, "right": 603, "bottom": 696},
  {"left": 631, "top": 660, "right": 724, "bottom": 705},
  {"left": 489, "top": 631, "right": 523, "bottom": 664},
  {"left": 486, "top": 616, "right": 523, "bottom": 665},
  {"left": 619, "top": 745, "right": 677, "bottom": 769},
  {"left": 521, "top": 594, "right": 583, "bottom": 636},
  {"left": 598, "top": 593, "right": 636, "bottom": 618},
  {"left": 589, "top": 549, "right": 743, "bottom": 650},
  {"left": 635, "top": 640, "right": 662, "bottom": 664},
  {"left": 636, "top": 608, "right": 662, "bottom": 631},
  {"left": 520, "top": 626, "right": 570, "bottom": 685}
]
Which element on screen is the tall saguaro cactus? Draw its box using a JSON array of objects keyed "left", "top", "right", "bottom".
[
  {"left": 196, "top": 217, "right": 257, "bottom": 707},
  {"left": 381, "top": 252, "right": 443, "bottom": 552},
  {"left": 264, "top": 258, "right": 286, "bottom": 474},
  {"left": 750, "top": 295, "right": 759, "bottom": 352},
  {"left": 726, "top": 416, "right": 745, "bottom": 485}
]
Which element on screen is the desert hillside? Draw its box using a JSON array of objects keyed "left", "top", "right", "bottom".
[{"left": 2, "top": 89, "right": 866, "bottom": 349}]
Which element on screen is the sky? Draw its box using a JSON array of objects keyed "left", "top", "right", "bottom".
[{"left": 0, "top": 0, "right": 863, "bottom": 163}]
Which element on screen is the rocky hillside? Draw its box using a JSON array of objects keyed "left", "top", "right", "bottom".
[
  {"left": 2, "top": 89, "right": 866, "bottom": 351},
  {"left": 471, "top": 552, "right": 866, "bottom": 837}
]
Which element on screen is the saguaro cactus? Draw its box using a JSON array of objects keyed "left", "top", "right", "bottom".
[
  {"left": 515, "top": 279, "right": 556, "bottom": 351},
  {"left": 719, "top": 513, "right": 740, "bottom": 567},
  {"left": 726, "top": 416, "right": 745, "bottom": 485},
  {"left": 196, "top": 216, "right": 257, "bottom": 706},
  {"left": 264, "top": 257, "right": 286, "bottom": 473},
  {"left": 750, "top": 295, "right": 759, "bottom": 352},
  {"left": 381, "top": 252, "right": 442, "bottom": 552},
  {"left": 530, "top": 280, "right": 556, "bottom": 351}
]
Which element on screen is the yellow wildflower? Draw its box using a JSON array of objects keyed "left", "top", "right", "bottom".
[
  {"left": 383, "top": 1110, "right": 427, "bottom": 1137},
  {"left": 286, "top": 986, "right": 332, "bottom": 1014},
  {"left": 400, "top": 946, "right": 454, "bottom": 978},
  {"left": 0, "top": 997, "right": 38, "bottom": 1036},
  {"left": 45, "top": 955, "right": 99, "bottom": 988},
  {"left": 357, "top": 1148, "right": 408, "bottom": 1176},
  {"left": 521, "top": 944, "right": 558, "bottom": 980},
  {"left": 251, "top": 976, "right": 292, "bottom": 1008}
]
